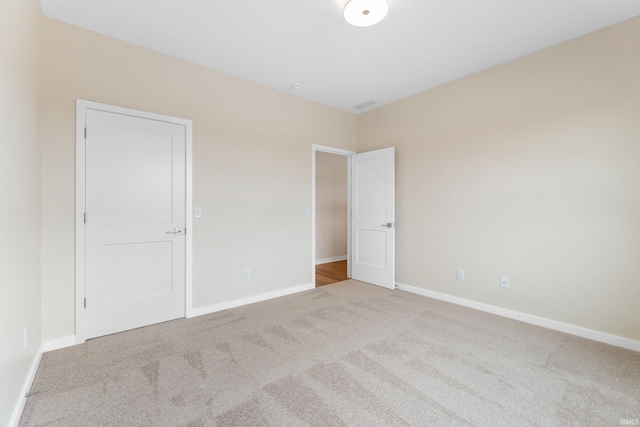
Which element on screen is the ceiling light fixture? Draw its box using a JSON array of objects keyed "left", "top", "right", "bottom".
[{"left": 344, "top": 0, "right": 389, "bottom": 27}]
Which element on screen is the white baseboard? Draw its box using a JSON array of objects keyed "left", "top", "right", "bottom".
[
  {"left": 188, "top": 282, "right": 315, "bottom": 318},
  {"left": 9, "top": 343, "right": 43, "bottom": 427},
  {"left": 315, "top": 256, "right": 347, "bottom": 265},
  {"left": 10, "top": 336, "right": 78, "bottom": 426},
  {"left": 43, "top": 335, "right": 77, "bottom": 352},
  {"left": 396, "top": 282, "right": 640, "bottom": 353},
  {"left": 43, "top": 284, "right": 317, "bottom": 348}
]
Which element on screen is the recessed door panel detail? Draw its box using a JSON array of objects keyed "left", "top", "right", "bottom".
[
  {"left": 102, "top": 127, "right": 174, "bottom": 225},
  {"left": 356, "top": 157, "right": 387, "bottom": 219},
  {"left": 103, "top": 241, "right": 173, "bottom": 304},
  {"left": 356, "top": 229, "right": 386, "bottom": 267}
]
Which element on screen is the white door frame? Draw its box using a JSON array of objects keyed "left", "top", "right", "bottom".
[
  {"left": 311, "top": 144, "right": 356, "bottom": 283},
  {"left": 75, "top": 99, "right": 193, "bottom": 344}
]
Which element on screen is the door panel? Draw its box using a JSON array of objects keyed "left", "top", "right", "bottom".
[
  {"left": 351, "top": 147, "right": 395, "bottom": 289},
  {"left": 102, "top": 241, "right": 173, "bottom": 303},
  {"left": 101, "top": 127, "right": 174, "bottom": 224},
  {"left": 356, "top": 229, "right": 387, "bottom": 267},
  {"left": 355, "top": 156, "right": 388, "bottom": 218},
  {"left": 85, "top": 109, "right": 186, "bottom": 339}
]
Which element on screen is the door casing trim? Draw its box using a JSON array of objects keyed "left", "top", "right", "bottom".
[{"left": 75, "top": 99, "right": 193, "bottom": 344}]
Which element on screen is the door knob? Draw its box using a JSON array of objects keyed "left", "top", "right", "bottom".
[
  {"left": 380, "top": 223, "right": 395, "bottom": 228},
  {"left": 166, "top": 228, "right": 184, "bottom": 235}
]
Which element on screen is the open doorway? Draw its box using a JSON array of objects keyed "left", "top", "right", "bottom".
[
  {"left": 316, "top": 151, "right": 348, "bottom": 286},
  {"left": 312, "top": 145, "right": 355, "bottom": 287}
]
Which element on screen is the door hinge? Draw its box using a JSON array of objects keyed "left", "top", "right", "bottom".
[
  {"left": 84, "top": 298, "right": 87, "bottom": 309},
  {"left": 84, "top": 127, "right": 87, "bottom": 139},
  {"left": 84, "top": 212, "right": 86, "bottom": 224}
]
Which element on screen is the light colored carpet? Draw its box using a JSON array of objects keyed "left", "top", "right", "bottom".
[{"left": 20, "top": 280, "right": 640, "bottom": 426}]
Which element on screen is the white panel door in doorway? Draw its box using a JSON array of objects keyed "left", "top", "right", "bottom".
[
  {"left": 84, "top": 109, "right": 186, "bottom": 339},
  {"left": 351, "top": 147, "right": 395, "bottom": 289}
]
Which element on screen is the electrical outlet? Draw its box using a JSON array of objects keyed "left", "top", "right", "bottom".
[
  {"left": 321, "top": 242, "right": 326, "bottom": 249},
  {"left": 244, "top": 269, "right": 251, "bottom": 280},
  {"left": 456, "top": 269, "right": 464, "bottom": 280},
  {"left": 500, "top": 276, "right": 510, "bottom": 289},
  {"left": 23, "top": 327, "right": 27, "bottom": 348}
]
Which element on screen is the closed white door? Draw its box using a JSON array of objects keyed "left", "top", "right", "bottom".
[
  {"left": 85, "top": 109, "right": 186, "bottom": 339},
  {"left": 351, "top": 147, "right": 395, "bottom": 289}
]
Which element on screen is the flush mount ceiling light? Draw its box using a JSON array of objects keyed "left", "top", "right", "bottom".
[{"left": 344, "top": 0, "right": 389, "bottom": 27}]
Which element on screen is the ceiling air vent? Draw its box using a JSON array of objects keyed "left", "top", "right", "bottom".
[{"left": 353, "top": 100, "right": 378, "bottom": 110}]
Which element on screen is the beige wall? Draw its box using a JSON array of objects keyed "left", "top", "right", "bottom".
[
  {"left": 358, "top": 17, "right": 640, "bottom": 341},
  {"left": 316, "top": 152, "right": 348, "bottom": 262},
  {"left": 39, "top": 17, "right": 357, "bottom": 341},
  {"left": 0, "top": 0, "right": 41, "bottom": 424}
]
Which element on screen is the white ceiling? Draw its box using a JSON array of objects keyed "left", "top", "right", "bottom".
[{"left": 39, "top": 0, "right": 640, "bottom": 114}]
